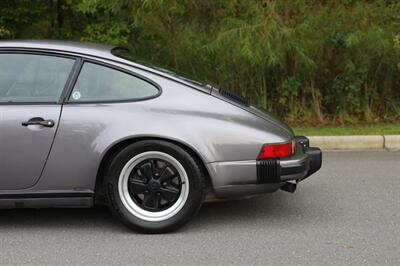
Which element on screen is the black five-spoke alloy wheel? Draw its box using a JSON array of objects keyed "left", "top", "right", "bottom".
[{"left": 128, "top": 158, "right": 184, "bottom": 212}]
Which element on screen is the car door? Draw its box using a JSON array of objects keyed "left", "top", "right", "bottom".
[{"left": 0, "top": 52, "right": 76, "bottom": 190}]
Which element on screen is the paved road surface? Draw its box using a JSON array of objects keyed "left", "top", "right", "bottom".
[{"left": 0, "top": 151, "right": 399, "bottom": 265}]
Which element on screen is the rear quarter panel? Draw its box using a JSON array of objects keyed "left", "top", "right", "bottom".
[{"left": 35, "top": 63, "right": 292, "bottom": 191}]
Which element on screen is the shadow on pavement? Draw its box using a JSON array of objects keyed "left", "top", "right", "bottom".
[{"left": 0, "top": 191, "right": 318, "bottom": 233}]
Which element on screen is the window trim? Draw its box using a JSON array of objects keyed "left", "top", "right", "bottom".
[
  {"left": 0, "top": 51, "right": 79, "bottom": 105},
  {"left": 0, "top": 49, "right": 163, "bottom": 105},
  {"left": 64, "top": 59, "right": 162, "bottom": 104}
]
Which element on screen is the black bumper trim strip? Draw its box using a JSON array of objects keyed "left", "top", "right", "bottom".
[
  {"left": 0, "top": 191, "right": 93, "bottom": 199},
  {"left": 256, "top": 159, "right": 281, "bottom": 183}
]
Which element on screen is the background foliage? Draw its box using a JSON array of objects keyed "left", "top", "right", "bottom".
[{"left": 1, "top": 0, "right": 399, "bottom": 126}]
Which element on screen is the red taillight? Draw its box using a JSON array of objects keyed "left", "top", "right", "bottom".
[{"left": 258, "top": 141, "right": 295, "bottom": 159}]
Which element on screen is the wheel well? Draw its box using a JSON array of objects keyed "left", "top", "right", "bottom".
[{"left": 94, "top": 137, "right": 212, "bottom": 204}]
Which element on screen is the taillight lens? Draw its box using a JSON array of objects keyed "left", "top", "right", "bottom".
[{"left": 258, "top": 141, "right": 295, "bottom": 159}]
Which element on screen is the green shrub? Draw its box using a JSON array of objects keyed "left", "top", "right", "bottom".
[{"left": 0, "top": 0, "right": 399, "bottom": 125}]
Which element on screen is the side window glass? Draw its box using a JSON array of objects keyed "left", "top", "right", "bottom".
[
  {"left": 0, "top": 54, "right": 75, "bottom": 103},
  {"left": 70, "top": 62, "right": 159, "bottom": 102}
]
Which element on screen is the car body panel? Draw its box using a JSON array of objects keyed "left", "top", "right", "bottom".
[
  {"left": 211, "top": 88, "right": 294, "bottom": 137},
  {"left": 38, "top": 75, "right": 291, "bottom": 192},
  {"left": 208, "top": 142, "right": 311, "bottom": 197},
  {"left": 0, "top": 40, "right": 320, "bottom": 205},
  {"left": 0, "top": 105, "right": 61, "bottom": 190}
]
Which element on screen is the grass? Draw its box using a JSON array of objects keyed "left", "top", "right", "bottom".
[{"left": 293, "top": 124, "right": 400, "bottom": 136}]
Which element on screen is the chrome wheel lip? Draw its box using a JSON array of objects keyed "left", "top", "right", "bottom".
[{"left": 118, "top": 151, "right": 189, "bottom": 222}]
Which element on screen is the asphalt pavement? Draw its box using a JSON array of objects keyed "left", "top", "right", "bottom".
[{"left": 0, "top": 151, "right": 399, "bottom": 265}]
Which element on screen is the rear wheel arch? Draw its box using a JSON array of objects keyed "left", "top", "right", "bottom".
[{"left": 94, "top": 137, "right": 211, "bottom": 204}]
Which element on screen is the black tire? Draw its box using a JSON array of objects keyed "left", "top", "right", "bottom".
[{"left": 104, "top": 140, "right": 206, "bottom": 233}]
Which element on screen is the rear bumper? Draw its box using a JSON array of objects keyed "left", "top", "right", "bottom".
[{"left": 207, "top": 136, "right": 322, "bottom": 198}]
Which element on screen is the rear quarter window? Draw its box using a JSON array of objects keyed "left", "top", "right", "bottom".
[{"left": 70, "top": 62, "right": 159, "bottom": 102}]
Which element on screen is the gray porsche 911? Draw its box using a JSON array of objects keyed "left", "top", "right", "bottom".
[{"left": 0, "top": 40, "right": 321, "bottom": 233}]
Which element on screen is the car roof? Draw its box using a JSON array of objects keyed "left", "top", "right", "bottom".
[
  {"left": 0, "top": 39, "right": 119, "bottom": 59},
  {"left": 0, "top": 39, "right": 211, "bottom": 94}
]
